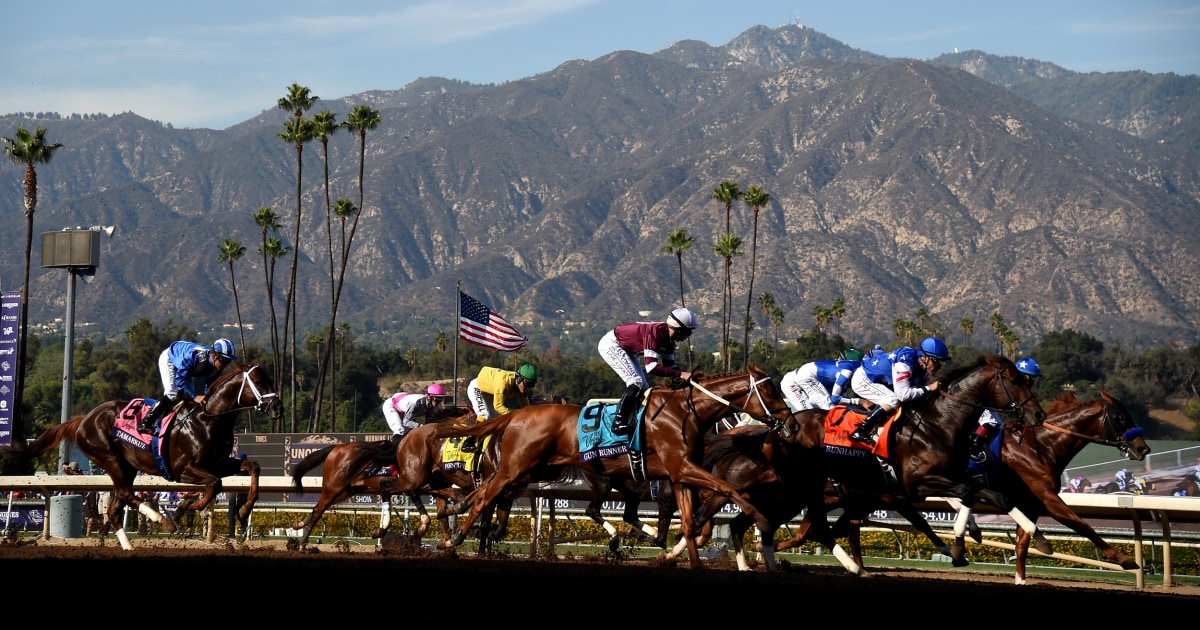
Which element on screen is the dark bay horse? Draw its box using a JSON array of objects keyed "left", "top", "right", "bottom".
[
  {"left": 775, "top": 355, "right": 1045, "bottom": 572},
  {"left": 0, "top": 363, "right": 281, "bottom": 549},
  {"left": 577, "top": 470, "right": 675, "bottom": 551},
  {"left": 291, "top": 411, "right": 522, "bottom": 550},
  {"left": 431, "top": 367, "right": 849, "bottom": 570}
]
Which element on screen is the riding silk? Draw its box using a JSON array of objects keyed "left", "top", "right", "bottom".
[
  {"left": 114, "top": 399, "right": 177, "bottom": 480},
  {"left": 577, "top": 401, "right": 645, "bottom": 463}
]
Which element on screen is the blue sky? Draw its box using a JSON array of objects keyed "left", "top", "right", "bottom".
[{"left": 3, "top": 0, "right": 1198, "bottom": 130}]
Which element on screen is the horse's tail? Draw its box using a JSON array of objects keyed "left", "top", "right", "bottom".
[
  {"left": 431, "top": 413, "right": 517, "bottom": 439},
  {"left": 291, "top": 445, "right": 335, "bottom": 492},
  {"left": 1, "top": 415, "right": 85, "bottom": 464}
]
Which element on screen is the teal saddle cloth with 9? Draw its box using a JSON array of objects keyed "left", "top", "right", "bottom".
[{"left": 577, "top": 401, "right": 645, "bottom": 463}]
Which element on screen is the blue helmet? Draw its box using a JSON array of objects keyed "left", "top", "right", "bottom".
[
  {"left": 918, "top": 337, "right": 950, "bottom": 360},
  {"left": 1015, "top": 357, "right": 1041, "bottom": 377},
  {"left": 212, "top": 338, "right": 237, "bottom": 361}
]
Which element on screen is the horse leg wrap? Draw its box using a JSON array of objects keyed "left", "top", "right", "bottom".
[
  {"left": 139, "top": 501, "right": 164, "bottom": 523},
  {"left": 832, "top": 544, "right": 860, "bottom": 576}
]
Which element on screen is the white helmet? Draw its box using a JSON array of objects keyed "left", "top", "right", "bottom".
[{"left": 667, "top": 307, "right": 698, "bottom": 330}]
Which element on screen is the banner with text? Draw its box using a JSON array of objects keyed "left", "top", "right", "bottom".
[{"left": 0, "top": 291, "right": 20, "bottom": 446}]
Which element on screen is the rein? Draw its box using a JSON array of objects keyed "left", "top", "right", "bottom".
[
  {"left": 1038, "top": 402, "right": 1143, "bottom": 453},
  {"left": 685, "top": 373, "right": 790, "bottom": 427}
]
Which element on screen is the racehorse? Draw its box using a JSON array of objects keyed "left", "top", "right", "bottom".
[
  {"left": 800, "top": 390, "right": 1148, "bottom": 582},
  {"left": 291, "top": 410, "right": 522, "bottom": 551},
  {"left": 431, "top": 367, "right": 853, "bottom": 570},
  {"left": 776, "top": 354, "right": 1046, "bottom": 572},
  {"left": 0, "top": 363, "right": 281, "bottom": 550},
  {"left": 982, "top": 390, "right": 1150, "bottom": 583}
]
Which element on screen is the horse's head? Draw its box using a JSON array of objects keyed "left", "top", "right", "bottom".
[
  {"left": 688, "top": 365, "right": 795, "bottom": 429},
  {"left": 942, "top": 355, "right": 1045, "bottom": 427},
  {"left": 1097, "top": 390, "right": 1150, "bottom": 461},
  {"left": 206, "top": 363, "right": 282, "bottom": 420}
]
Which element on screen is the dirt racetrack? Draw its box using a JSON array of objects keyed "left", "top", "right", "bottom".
[{"left": 5, "top": 535, "right": 1196, "bottom": 620}]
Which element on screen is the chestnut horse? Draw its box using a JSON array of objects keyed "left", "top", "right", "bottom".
[
  {"left": 431, "top": 367, "right": 854, "bottom": 570},
  {"left": 972, "top": 390, "right": 1148, "bottom": 584},
  {"left": 0, "top": 363, "right": 281, "bottom": 549},
  {"left": 291, "top": 413, "right": 522, "bottom": 550}
]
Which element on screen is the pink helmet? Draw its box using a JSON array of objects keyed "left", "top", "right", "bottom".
[{"left": 426, "top": 383, "right": 446, "bottom": 397}]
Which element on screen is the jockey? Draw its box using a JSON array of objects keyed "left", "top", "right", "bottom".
[
  {"left": 463, "top": 364, "right": 537, "bottom": 451},
  {"left": 1069, "top": 476, "right": 1085, "bottom": 492},
  {"left": 1114, "top": 468, "right": 1130, "bottom": 491},
  {"left": 780, "top": 348, "right": 864, "bottom": 412},
  {"left": 848, "top": 336, "right": 949, "bottom": 446},
  {"left": 382, "top": 383, "right": 446, "bottom": 446},
  {"left": 139, "top": 338, "right": 237, "bottom": 434},
  {"left": 969, "top": 357, "right": 1041, "bottom": 462},
  {"left": 599, "top": 307, "right": 696, "bottom": 436}
]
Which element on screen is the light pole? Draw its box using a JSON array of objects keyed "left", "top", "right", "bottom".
[{"left": 40, "top": 225, "right": 114, "bottom": 471}]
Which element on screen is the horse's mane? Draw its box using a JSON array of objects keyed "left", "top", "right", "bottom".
[
  {"left": 209, "top": 362, "right": 249, "bottom": 389},
  {"left": 937, "top": 354, "right": 1005, "bottom": 384},
  {"left": 1044, "top": 391, "right": 1082, "bottom": 415}
]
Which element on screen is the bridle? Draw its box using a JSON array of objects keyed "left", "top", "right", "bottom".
[
  {"left": 202, "top": 365, "right": 280, "bottom": 416},
  {"left": 937, "top": 363, "right": 1039, "bottom": 424}
]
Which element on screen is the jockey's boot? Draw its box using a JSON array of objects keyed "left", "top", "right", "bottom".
[
  {"left": 138, "top": 396, "right": 173, "bottom": 435},
  {"left": 610, "top": 384, "right": 642, "bottom": 436},
  {"left": 849, "top": 406, "right": 888, "bottom": 446},
  {"left": 968, "top": 426, "right": 992, "bottom": 463},
  {"left": 460, "top": 436, "right": 477, "bottom": 452}
]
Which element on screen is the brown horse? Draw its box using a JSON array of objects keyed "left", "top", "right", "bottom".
[
  {"left": 577, "top": 470, "right": 675, "bottom": 551},
  {"left": 983, "top": 390, "right": 1149, "bottom": 583},
  {"left": 0, "top": 363, "right": 282, "bottom": 549},
  {"left": 430, "top": 367, "right": 847, "bottom": 570},
  {"left": 290, "top": 411, "right": 522, "bottom": 551},
  {"left": 744, "top": 355, "right": 1046, "bottom": 572}
]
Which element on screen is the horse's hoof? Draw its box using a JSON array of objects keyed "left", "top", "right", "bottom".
[
  {"left": 1035, "top": 540, "right": 1054, "bottom": 555},
  {"left": 451, "top": 531, "right": 466, "bottom": 547},
  {"left": 950, "top": 544, "right": 967, "bottom": 565},
  {"left": 371, "top": 528, "right": 386, "bottom": 539},
  {"left": 952, "top": 557, "right": 970, "bottom": 568},
  {"left": 608, "top": 536, "right": 620, "bottom": 553},
  {"left": 1120, "top": 559, "right": 1140, "bottom": 570}
]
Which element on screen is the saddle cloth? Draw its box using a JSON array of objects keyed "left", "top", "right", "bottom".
[
  {"left": 441, "top": 435, "right": 492, "bottom": 473},
  {"left": 114, "top": 399, "right": 177, "bottom": 480},
  {"left": 577, "top": 401, "right": 645, "bottom": 463},
  {"left": 822, "top": 405, "right": 897, "bottom": 459}
]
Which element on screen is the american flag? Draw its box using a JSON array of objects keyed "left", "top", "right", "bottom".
[{"left": 459, "top": 291, "right": 528, "bottom": 352}]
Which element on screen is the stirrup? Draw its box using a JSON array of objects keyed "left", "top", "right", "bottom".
[
  {"left": 969, "top": 450, "right": 987, "bottom": 463},
  {"left": 611, "top": 419, "right": 633, "bottom": 436},
  {"left": 850, "top": 428, "right": 875, "bottom": 445}
]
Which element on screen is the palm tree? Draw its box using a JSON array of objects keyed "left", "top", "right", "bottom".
[
  {"left": 989, "top": 312, "right": 1008, "bottom": 354},
  {"left": 435, "top": 331, "right": 450, "bottom": 354},
  {"left": 277, "top": 82, "right": 318, "bottom": 431},
  {"left": 830, "top": 297, "right": 846, "bottom": 336},
  {"left": 711, "top": 232, "right": 744, "bottom": 371},
  {"left": 3, "top": 124, "right": 62, "bottom": 440},
  {"left": 711, "top": 180, "right": 742, "bottom": 235},
  {"left": 258, "top": 236, "right": 289, "bottom": 429},
  {"left": 217, "top": 238, "right": 248, "bottom": 353},
  {"left": 252, "top": 206, "right": 283, "bottom": 382},
  {"left": 812, "top": 305, "right": 832, "bottom": 333},
  {"left": 959, "top": 317, "right": 974, "bottom": 347},
  {"left": 757, "top": 292, "right": 776, "bottom": 351},
  {"left": 309, "top": 109, "right": 340, "bottom": 428},
  {"left": 741, "top": 185, "right": 771, "bottom": 369},
  {"left": 660, "top": 228, "right": 695, "bottom": 307},
  {"left": 770, "top": 306, "right": 785, "bottom": 350}
]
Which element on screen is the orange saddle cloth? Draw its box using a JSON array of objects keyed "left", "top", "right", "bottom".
[{"left": 822, "top": 405, "right": 899, "bottom": 459}]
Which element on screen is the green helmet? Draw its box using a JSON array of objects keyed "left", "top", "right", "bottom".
[{"left": 517, "top": 364, "right": 538, "bottom": 384}]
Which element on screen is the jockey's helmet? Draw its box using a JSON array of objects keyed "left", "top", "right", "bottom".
[
  {"left": 1015, "top": 357, "right": 1041, "bottom": 378},
  {"left": 918, "top": 337, "right": 950, "bottom": 361},
  {"left": 212, "top": 338, "right": 237, "bottom": 361},
  {"left": 667, "top": 307, "right": 698, "bottom": 331},
  {"left": 517, "top": 364, "right": 538, "bottom": 385}
]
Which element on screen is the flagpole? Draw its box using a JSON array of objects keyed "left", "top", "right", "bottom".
[{"left": 453, "top": 280, "right": 461, "bottom": 408}]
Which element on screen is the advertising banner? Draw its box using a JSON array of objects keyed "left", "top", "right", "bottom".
[{"left": 0, "top": 290, "right": 20, "bottom": 446}]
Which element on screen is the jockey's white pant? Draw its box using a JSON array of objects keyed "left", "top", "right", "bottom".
[
  {"left": 780, "top": 363, "right": 832, "bottom": 411},
  {"left": 598, "top": 330, "right": 649, "bottom": 389},
  {"left": 851, "top": 368, "right": 900, "bottom": 409},
  {"left": 157, "top": 350, "right": 179, "bottom": 398}
]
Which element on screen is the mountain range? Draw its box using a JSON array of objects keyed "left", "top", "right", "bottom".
[{"left": 2, "top": 23, "right": 1198, "bottom": 356}]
